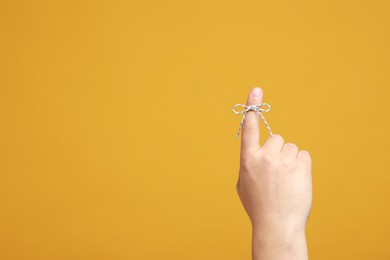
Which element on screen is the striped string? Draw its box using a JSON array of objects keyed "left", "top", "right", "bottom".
[{"left": 232, "top": 103, "right": 273, "bottom": 139}]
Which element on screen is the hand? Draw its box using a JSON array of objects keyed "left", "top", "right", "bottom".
[{"left": 236, "top": 87, "right": 312, "bottom": 260}]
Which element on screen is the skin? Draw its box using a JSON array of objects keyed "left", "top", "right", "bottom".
[{"left": 236, "top": 87, "right": 312, "bottom": 260}]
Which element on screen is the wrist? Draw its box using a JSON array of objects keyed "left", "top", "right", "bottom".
[{"left": 252, "top": 224, "right": 308, "bottom": 260}]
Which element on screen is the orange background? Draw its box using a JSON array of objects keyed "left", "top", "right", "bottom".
[{"left": 1, "top": 1, "right": 390, "bottom": 259}]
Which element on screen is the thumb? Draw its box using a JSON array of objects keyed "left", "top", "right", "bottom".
[{"left": 241, "top": 87, "right": 263, "bottom": 153}]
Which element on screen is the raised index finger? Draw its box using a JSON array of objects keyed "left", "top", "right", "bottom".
[{"left": 241, "top": 87, "right": 263, "bottom": 153}]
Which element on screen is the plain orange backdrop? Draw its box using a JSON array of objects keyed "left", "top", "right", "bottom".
[{"left": 1, "top": 0, "right": 390, "bottom": 259}]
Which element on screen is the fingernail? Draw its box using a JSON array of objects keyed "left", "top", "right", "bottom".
[{"left": 251, "top": 87, "right": 262, "bottom": 98}]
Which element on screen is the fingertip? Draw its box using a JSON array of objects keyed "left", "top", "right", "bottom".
[
  {"left": 250, "top": 87, "right": 263, "bottom": 100},
  {"left": 269, "top": 134, "right": 284, "bottom": 144},
  {"left": 299, "top": 150, "right": 311, "bottom": 158},
  {"left": 298, "top": 150, "right": 312, "bottom": 164}
]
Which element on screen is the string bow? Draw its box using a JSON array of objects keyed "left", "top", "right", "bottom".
[{"left": 232, "top": 103, "right": 273, "bottom": 139}]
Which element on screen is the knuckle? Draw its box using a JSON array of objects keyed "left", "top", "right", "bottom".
[
  {"left": 281, "top": 156, "right": 293, "bottom": 166},
  {"left": 299, "top": 150, "right": 312, "bottom": 160},
  {"left": 240, "top": 155, "right": 255, "bottom": 172},
  {"left": 262, "top": 153, "right": 275, "bottom": 166},
  {"left": 285, "top": 142, "right": 298, "bottom": 150},
  {"left": 272, "top": 134, "right": 284, "bottom": 144}
]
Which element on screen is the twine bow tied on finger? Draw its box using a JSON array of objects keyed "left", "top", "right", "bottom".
[{"left": 232, "top": 103, "right": 273, "bottom": 139}]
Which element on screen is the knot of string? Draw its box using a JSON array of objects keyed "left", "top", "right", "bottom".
[{"left": 232, "top": 103, "right": 273, "bottom": 139}]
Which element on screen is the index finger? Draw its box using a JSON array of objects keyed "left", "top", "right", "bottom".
[{"left": 241, "top": 87, "right": 263, "bottom": 153}]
